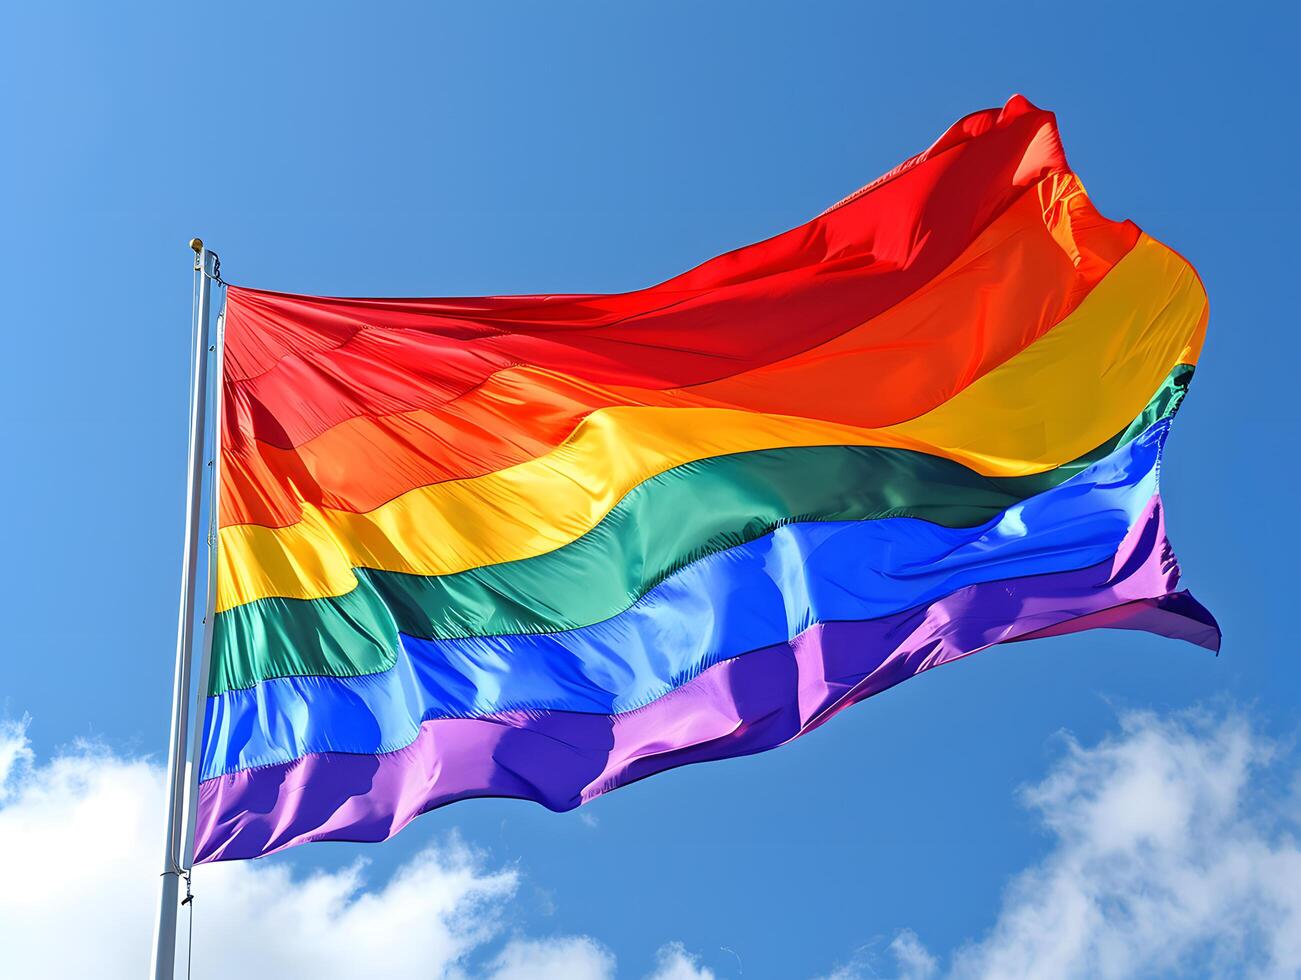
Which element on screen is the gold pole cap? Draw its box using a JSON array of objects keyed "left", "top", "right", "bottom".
[{"left": 189, "top": 238, "right": 204, "bottom": 254}]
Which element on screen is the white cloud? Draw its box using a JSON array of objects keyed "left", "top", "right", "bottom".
[
  {"left": 0, "top": 723, "right": 708, "bottom": 980},
  {"left": 646, "top": 941, "right": 718, "bottom": 980},
  {"left": 888, "top": 931, "right": 938, "bottom": 980},
  {"left": 486, "top": 937, "right": 616, "bottom": 980},
  {"left": 889, "top": 710, "right": 1301, "bottom": 980},
  {"left": 194, "top": 842, "right": 515, "bottom": 979},
  {"left": 0, "top": 718, "right": 32, "bottom": 802}
]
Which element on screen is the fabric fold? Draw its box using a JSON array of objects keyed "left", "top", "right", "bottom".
[{"left": 196, "top": 96, "right": 1217, "bottom": 863}]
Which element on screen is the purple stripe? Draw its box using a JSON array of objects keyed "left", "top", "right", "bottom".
[{"left": 194, "top": 497, "right": 1216, "bottom": 863}]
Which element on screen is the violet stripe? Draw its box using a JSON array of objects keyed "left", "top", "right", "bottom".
[{"left": 194, "top": 497, "right": 1217, "bottom": 863}]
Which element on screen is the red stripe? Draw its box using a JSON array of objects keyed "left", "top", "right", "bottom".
[
  {"left": 220, "top": 175, "right": 1138, "bottom": 529},
  {"left": 223, "top": 96, "right": 1068, "bottom": 453}
]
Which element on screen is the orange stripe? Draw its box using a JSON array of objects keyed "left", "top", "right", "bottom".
[
  {"left": 220, "top": 177, "right": 1137, "bottom": 529},
  {"left": 215, "top": 232, "right": 1206, "bottom": 609}
]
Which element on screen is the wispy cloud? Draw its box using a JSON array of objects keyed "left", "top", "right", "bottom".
[
  {"left": 0, "top": 720, "right": 706, "bottom": 979},
  {"left": 869, "top": 709, "right": 1301, "bottom": 980},
  {"left": 646, "top": 941, "right": 718, "bottom": 980},
  {"left": 888, "top": 931, "right": 938, "bottom": 980},
  {"left": 486, "top": 937, "right": 616, "bottom": 979}
]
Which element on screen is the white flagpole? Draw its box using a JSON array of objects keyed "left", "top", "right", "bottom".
[
  {"left": 152, "top": 239, "right": 220, "bottom": 980},
  {"left": 181, "top": 294, "right": 226, "bottom": 869}
]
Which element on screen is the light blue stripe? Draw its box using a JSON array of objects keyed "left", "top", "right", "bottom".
[{"left": 202, "top": 420, "right": 1167, "bottom": 778}]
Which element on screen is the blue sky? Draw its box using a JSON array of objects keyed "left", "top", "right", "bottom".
[{"left": 1, "top": 3, "right": 1298, "bottom": 977}]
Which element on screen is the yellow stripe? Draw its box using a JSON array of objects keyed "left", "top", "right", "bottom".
[{"left": 216, "top": 235, "right": 1206, "bottom": 611}]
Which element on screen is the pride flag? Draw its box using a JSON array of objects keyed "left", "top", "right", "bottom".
[{"left": 195, "top": 96, "right": 1218, "bottom": 863}]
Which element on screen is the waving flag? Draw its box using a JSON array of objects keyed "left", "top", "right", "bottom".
[{"left": 194, "top": 95, "right": 1218, "bottom": 863}]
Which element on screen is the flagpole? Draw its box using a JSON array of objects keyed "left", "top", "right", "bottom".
[
  {"left": 181, "top": 292, "right": 227, "bottom": 870},
  {"left": 151, "top": 238, "right": 220, "bottom": 980}
]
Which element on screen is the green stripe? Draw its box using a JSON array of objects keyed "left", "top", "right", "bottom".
[{"left": 210, "top": 365, "right": 1192, "bottom": 696}]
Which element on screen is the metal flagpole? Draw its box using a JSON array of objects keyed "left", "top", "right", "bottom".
[
  {"left": 151, "top": 238, "right": 221, "bottom": 980},
  {"left": 181, "top": 294, "right": 226, "bottom": 870}
]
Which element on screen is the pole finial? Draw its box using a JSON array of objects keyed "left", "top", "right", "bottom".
[{"left": 189, "top": 238, "right": 204, "bottom": 254}]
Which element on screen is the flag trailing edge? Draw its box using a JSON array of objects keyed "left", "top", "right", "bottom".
[{"left": 193, "top": 95, "right": 1219, "bottom": 863}]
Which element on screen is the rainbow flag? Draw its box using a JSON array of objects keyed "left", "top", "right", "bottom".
[{"left": 195, "top": 95, "right": 1218, "bottom": 863}]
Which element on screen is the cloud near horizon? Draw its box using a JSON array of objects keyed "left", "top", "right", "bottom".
[
  {"left": 847, "top": 709, "right": 1301, "bottom": 980},
  {"left": 0, "top": 719, "right": 714, "bottom": 980}
]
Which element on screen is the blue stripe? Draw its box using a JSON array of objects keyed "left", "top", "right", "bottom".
[{"left": 201, "top": 420, "right": 1168, "bottom": 779}]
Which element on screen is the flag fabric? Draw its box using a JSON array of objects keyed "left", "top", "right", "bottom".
[{"left": 194, "top": 95, "right": 1218, "bottom": 863}]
